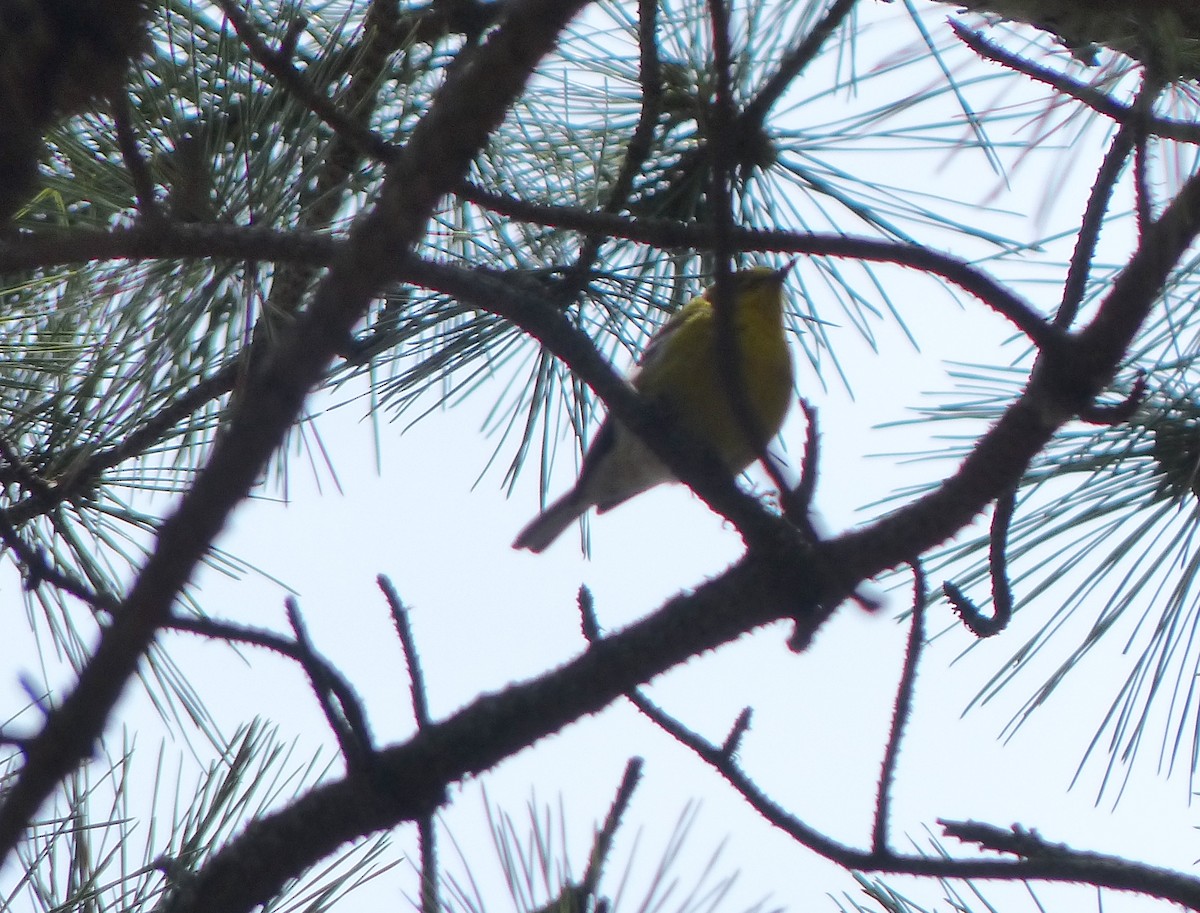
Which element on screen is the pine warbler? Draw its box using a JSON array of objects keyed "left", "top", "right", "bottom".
[{"left": 513, "top": 264, "right": 794, "bottom": 553}]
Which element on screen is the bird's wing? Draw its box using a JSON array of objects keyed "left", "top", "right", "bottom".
[{"left": 630, "top": 295, "right": 707, "bottom": 388}]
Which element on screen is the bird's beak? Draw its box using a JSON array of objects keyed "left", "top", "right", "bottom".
[{"left": 775, "top": 259, "right": 797, "bottom": 281}]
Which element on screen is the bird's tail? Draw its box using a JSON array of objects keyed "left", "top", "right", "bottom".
[{"left": 512, "top": 493, "right": 588, "bottom": 553}]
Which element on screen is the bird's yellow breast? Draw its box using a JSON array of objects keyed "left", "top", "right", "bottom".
[{"left": 634, "top": 284, "right": 793, "bottom": 473}]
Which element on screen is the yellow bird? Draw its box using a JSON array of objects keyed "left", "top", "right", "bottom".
[{"left": 513, "top": 264, "right": 795, "bottom": 553}]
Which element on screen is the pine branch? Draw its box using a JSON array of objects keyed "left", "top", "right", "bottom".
[{"left": 0, "top": 0, "right": 592, "bottom": 865}]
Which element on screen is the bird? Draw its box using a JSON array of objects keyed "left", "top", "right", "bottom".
[{"left": 513, "top": 263, "right": 795, "bottom": 553}]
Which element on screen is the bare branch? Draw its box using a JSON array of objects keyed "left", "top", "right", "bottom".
[
  {"left": 0, "top": 508, "right": 117, "bottom": 613},
  {"left": 951, "top": 23, "right": 1200, "bottom": 144},
  {"left": 286, "top": 598, "right": 375, "bottom": 771},
  {"left": 579, "top": 757, "right": 644, "bottom": 902},
  {"left": 109, "top": 89, "right": 163, "bottom": 224},
  {"left": 165, "top": 612, "right": 371, "bottom": 751},
  {"left": 943, "top": 489, "right": 1015, "bottom": 638},
  {"left": 0, "top": 0, "right": 591, "bottom": 863},
  {"left": 1057, "top": 122, "right": 1136, "bottom": 328},
  {"left": 873, "top": 562, "right": 926, "bottom": 853},
  {"left": 744, "top": 0, "right": 860, "bottom": 127},
  {"left": 378, "top": 574, "right": 431, "bottom": 729},
  {"left": 578, "top": 585, "right": 602, "bottom": 644},
  {"left": 456, "top": 186, "right": 1062, "bottom": 350}
]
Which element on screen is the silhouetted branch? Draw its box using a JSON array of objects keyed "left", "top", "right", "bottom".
[
  {"left": 825, "top": 165, "right": 1200, "bottom": 616},
  {"left": 286, "top": 598, "right": 374, "bottom": 771},
  {"left": 940, "top": 820, "right": 1200, "bottom": 906},
  {"left": 0, "top": 0, "right": 589, "bottom": 861},
  {"left": 378, "top": 574, "right": 431, "bottom": 729},
  {"left": 782, "top": 398, "right": 819, "bottom": 521},
  {"left": 455, "top": 189, "right": 1062, "bottom": 349},
  {"left": 943, "top": 489, "right": 1015, "bottom": 638},
  {"left": 110, "top": 89, "right": 163, "bottom": 223},
  {"left": 707, "top": 0, "right": 789, "bottom": 509},
  {"left": 0, "top": 509, "right": 117, "bottom": 612},
  {"left": 556, "top": 0, "right": 663, "bottom": 300},
  {"left": 416, "top": 814, "right": 439, "bottom": 913},
  {"left": 1057, "top": 121, "right": 1136, "bottom": 328},
  {"left": 1130, "top": 77, "right": 1163, "bottom": 235},
  {"left": 720, "top": 707, "right": 753, "bottom": 758},
  {"left": 1080, "top": 372, "right": 1146, "bottom": 424},
  {"left": 629, "top": 686, "right": 738, "bottom": 764},
  {"left": 951, "top": 23, "right": 1200, "bottom": 145},
  {"left": 579, "top": 757, "right": 643, "bottom": 902},
  {"left": 873, "top": 562, "right": 926, "bottom": 853},
  {"left": 744, "top": 0, "right": 860, "bottom": 126},
  {"left": 0, "top": 214, "right": 1062, "bottom": 355},
  {"left": 578, "top": 585, "right": 602, "bottom": 643},
  {"left": 213, "top": 0, "right": 397, "bottom": 165},
  {"left": 165, "top": 611, "right": 371, "bottom": 740}
]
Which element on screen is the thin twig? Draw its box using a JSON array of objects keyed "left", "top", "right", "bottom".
[
  {"left": 943, "top": 489, "right": 1015, "bottom": 638},
  {"left": 987, "top": 489, "right": 1015, "bottom": 631},
  {"left": 629, "top": 688, "right": 721, "bottom": 763},
  {"left": 0, "top": 213, "right": 1061, "bottom": 355},
  {"left": 941, "top": 819, "right": 1200, "bottom": 896},
  {"left": 0, "top": 509, "right": 118, "bottom": 612},
  {"left": 109, "top": 90, "right": 163, "bottom": 223},
  {"left": 872, "top": 561, "right": 926, "bottom": 853},
  {"left": 1130, "top": 76, "right": 1164, "bottom": 236},
  {"left": 456, "top": 185, "right": 1062, "bottom": 350},
  {"left": 951, "top": 23, "right": 1200, "bottom": 145},
  {"left": 0, "top": 433, "right": 60, "bottom": 506},
  {"left": 378, "top": 574, "right": 430, "bottom": 728},
  {"left": 719, "top": 707, "right": 753, "bottom": 758},
  {"left": 214, "top": 0, "right": 397, "bottom": 164},
  {"left": 1134, "top": 127, "right": 1152, "bottom": 233},
  {"left": 556, "top": 0, "right": 663, "bottom": 300},
  {"left": 629, "top": 641, "right": 1200, "bottom": 906},
  {"left": 627, "top": 685, "right": 856, "bottom": 859},
  {"left": 783, "top": 398, "right": 820, "bottom": 521},
  {"left": 579, "top": 757, "right": 644, "bottom": 902},
  {"left": 285, "top": 598, "right": 375, "bottom": 770},
  {"left": 744, "top": 0, "right": 859, "bottom": 127},
  {"left": 417, "top": 815, "right": 439, "bottom": 913},
  {"left": 5, "top": 362, "right": 238, "bottom": 527},
  {"left": 1058, "top": 76, "right": 1164, "bottom": 328},
  {"left": 166, "top": 611, "right": 372, "bottom": 744},
  {"left": 622, "top": 0, "right": 664, "bottom": 209},
  {"left": 1079, "top": 371, "right": 1146, "bottom": 424},
  {"left": 706, "top": 0, "right": 793, "bottom": 503},
  {"left": 400, "top": 518, "right": 442, "bottom": 913},
  {"left": 1056, "top": 123, "right": 1135, "bottom": 328},
  {"left": 577, "top": 585, "right": 601, "bottom": 643}
]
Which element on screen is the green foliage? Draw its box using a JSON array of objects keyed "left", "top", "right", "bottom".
[
  {"left": 4, "top": 721, "right": 393, "bottom": 913},
  {"left": 439, "top": 796, "right": 780, "bottom": 913}
]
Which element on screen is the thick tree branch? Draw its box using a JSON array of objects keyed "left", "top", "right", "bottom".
[
  {"left": 456, "top": 185, "right": 1062, "bottom": 349},
  {"left": 0, "top": 214, "right": 1062, "bottom": 353},
  {"left": 164, "top": 552, "right": 819, "bottom": 913},
  {"left": 155, "top": 157, "right": 1200, "bottom": 905},
  {"left": 87, "top": 164, "right": 1200, "bottom": 913},
  {"left": 816, "top": 166, "right": 1200, "bottom": 622},
  {"left": 0, "top": 0, "right": 592, "bottom": 866}
]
